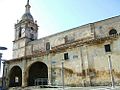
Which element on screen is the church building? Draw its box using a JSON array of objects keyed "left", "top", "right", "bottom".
[{"left": 3, "top": 0, "right": 120, "bottom": 89}]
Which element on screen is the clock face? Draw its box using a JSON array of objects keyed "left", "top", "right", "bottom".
[
  {"left": 21, "top": 28, "right": 25, "bottom": 34},
  {"left": 21, "top": 28, "right": 25, "bottom": 37}
]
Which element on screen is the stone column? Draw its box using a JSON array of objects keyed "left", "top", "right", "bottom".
[
  {"left": 5, "top": 63, "right": 9, "bottom": 88},
  {"left": 22, "top": 70, "right": 25, "bottom": 87},
  {"left": 48, "top": 65, "right": 52, "bottom": 85},
  {"left": 22, "top": 59, "right": 27, "bottom": 87}
]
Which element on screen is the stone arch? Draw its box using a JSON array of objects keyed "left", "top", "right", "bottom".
[
  {"left": 109, "top": 29, "right": 117, "bottom": 35},
  {"left": 28, "top": 61, "right": 48, "bottom": 86},
  {"left": 9, "top": 66, "right": 22, "bottom": 87}
]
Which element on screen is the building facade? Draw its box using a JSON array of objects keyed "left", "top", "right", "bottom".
[{"left": 4, "top": 0, "right": 120, "bottom": 88}]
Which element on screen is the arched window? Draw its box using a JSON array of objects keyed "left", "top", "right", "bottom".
[
  {"left": 31, "top": 27, "right": 33, "bottom": 30},
  {"left": 109, "top": 29, "right": 117, "bottom": 35},
  {"left": 46, "top": 42, "right": 50, "bottom": 51}
]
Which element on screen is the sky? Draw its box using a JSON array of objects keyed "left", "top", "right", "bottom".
[{"left": 0, "top": 0, "right": 120, "bottom": 76}]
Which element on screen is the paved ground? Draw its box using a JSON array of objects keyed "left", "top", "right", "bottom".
[
  {"left": 27, "top": 86, "right": 120, "bottom": 90},
  {"left": 9, "top": 86, "right": 120, "bottom": 90},
  {"left": 62, "top": 86, "right": 120, "bottom": 90}
]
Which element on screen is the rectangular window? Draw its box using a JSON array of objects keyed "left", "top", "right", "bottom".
[
  {"left": 64, "top": 53, "right": 69, "bottom": 60},
  {"left": 104, "top": 44, "right": 111, "bottom": 52}
]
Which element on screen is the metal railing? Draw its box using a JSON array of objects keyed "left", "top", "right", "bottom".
[{"left": 34, "top": 78, "right": 48, "bottom": 86}]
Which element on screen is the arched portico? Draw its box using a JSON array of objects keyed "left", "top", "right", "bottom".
[
  {"left": 9, "top": 66, "right": 22, "bottom": 87},
  {"left": 28, "top": 62, "right": 48, "bottom": 86}
]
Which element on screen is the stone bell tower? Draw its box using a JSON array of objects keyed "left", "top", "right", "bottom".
[{"left": 13, "top": 0, "right": 38, "bottom": 58}]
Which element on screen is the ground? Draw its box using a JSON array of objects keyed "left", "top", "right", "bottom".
[{"left": 9, "top": 86, "right": 120, "bottom": 90}]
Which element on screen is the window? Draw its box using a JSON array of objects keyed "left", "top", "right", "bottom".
[
  {"left": 31, "top": 27, "right": 33, "bottom": 30},
  {"left": 46, "top": 42, "right": 50, "bottom": 51},
  {"left": 82, "top": 70, "right": 86, "bottom": 76},
  {"left": 15, "top": 76, "right": 19, "bottom": 83},
  {"left": 18, "top": 27, "right": 22, "bottom": 38},
  {"left": 109, "top": 29, "right": 117, "bottom": 35},
  {"left": 104, "top": 44, "right": 111, "bottom": 52},
  {"left": 64, "top": 53, "right": 69, "bottom": 60},
  {"left": 30, "top": 34, "right": 34, "bottom": 41}
]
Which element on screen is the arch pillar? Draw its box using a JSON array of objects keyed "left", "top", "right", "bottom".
[
  {"left": 22, "top": 71, "right": 25, "bottom": 87},
  {"left": 22, "top": 60, "right": 28, "bottom": 87},
  {"left": 48, "top": 63, "right": 52, "bottom": 85}
]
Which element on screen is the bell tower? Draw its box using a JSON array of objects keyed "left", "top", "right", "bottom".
[{"left": 13, "top": 0, "right": 38, "bottom": 58}]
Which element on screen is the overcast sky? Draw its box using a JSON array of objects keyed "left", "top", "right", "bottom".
[{"left": 0, "top": 0, "right": 120, "bottom": 76}]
